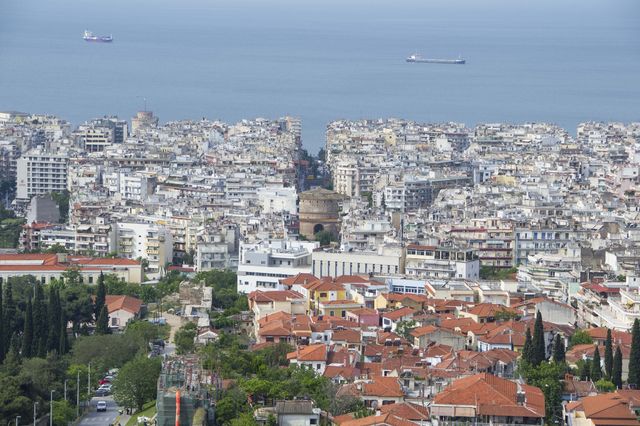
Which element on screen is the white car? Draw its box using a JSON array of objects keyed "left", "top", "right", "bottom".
[{"left": 96, "top": 401, "right": 107, "bottom": 412}]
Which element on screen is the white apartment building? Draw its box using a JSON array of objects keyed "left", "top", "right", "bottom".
[
  {"left": 16, "top": 150, "right": 69, "bottom": 200},
  {"left": 448, "top": 218, "right": 515, "bottom": 269},
  {"left": 333, "top": 162, "right": 359, "bottom": 197},
  {"left": 75, "top": 125, "right": 115, "bottom": 152},
  {"left": 37, "top": 222, "right": 114, "bottom": 257},
  {"left": 405, "top": 244, "right": 480, "bottom": 280},
  {"left": 103, "top": 171, "right": 157, "bottom": 202},
  {"left": 257, "top": 186, "right": 297, "bottom": 214},
  {"left": 517, "top": 244, "right": 582, "bottom": 301},
  {"left": 115, "top": 222, "right": 173, "bottom": 277},
  {"left": 237, "top": 239, "right": 319, "bottom": 293},
  {"left": 311, "top": 245, "right": 404, "bottom": 278}
]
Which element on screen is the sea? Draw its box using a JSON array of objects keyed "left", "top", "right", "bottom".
[{"left": 0, "top": 0, "right": 639, "bottom": 151}]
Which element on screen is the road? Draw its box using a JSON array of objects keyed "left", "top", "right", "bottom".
[{"left": 79, "top": 397, "right": 123, "bottom": 426}]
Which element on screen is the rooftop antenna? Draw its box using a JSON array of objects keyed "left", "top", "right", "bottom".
[{"left": 136, "top": 96, "right": 147, "bottom": 112}]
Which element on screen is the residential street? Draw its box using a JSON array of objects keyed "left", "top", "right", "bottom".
[{"left": 78, "top": 397, "right": 127, "bottom": 426}]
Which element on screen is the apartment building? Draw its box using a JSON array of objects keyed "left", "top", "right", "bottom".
[
  {"left": 311, "top": 245, "right": 404, "bottom": 278},
  {"left": 237, "top": 239, "right": 319, "bottom": 293},
  {"left": 447, "top": 218, "right": 515, "bottom": 269},
  {"left": 405, "top": 243, "right": 480, "bottom": 280},
  {"left": 16, "top": 150, "right": 69, "bottom": 200},
  {"left": 115, "top": 222, "right": 173, "bottom": 277}
]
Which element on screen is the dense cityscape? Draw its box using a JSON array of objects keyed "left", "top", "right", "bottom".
[{"left": 2, "top": 110, "right": 640, "bottom": 426}]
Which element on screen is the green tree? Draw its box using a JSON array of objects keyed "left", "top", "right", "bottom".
[
  {"left": 531, "top": 311, "right": 546, "bottom": 366},
  {"left": 522, "top": 327, "right": 533, "bottom": 364},
  {"left": 126, "top": 321, "right": 165, "bottom": 346},
  {"left": 518, "top": 360, "right": 564, "bottom": 422},
  {"left": 230, "top": 412, "right": 258, "bottom": 426},
  {"left": 96, "top": 271, "right": 106, "bottom": 317},
  {"left": 216, "top": 387, "right": 250, "bottom": 426},
  {"left": 570, "top": 329, "right": 593, "bottom": 348},
  {"left": 552, "top": 334, "right": 565, "bottom": 363},
  {"left": 595, "top": 378, "right": 616, "bottom": 393},
  {"left": 96, "top": 305, "right": 111, "bottom": 335},
  {"left": 3, "top": 281, "right": 16, "bottom": 361},
  {"left": 21, "top": 297, "right": 33, "bottom": 358},
  {"left": 43, "top": 243, "right": 67, "bottom": 254},
  {"left": 50, "top": 191, "right": 70, "bottom": 223},
  {"left": 629, "top": 318, "right": 640, "bottom": 387},
  {"left": 0, "top": 281, "right": 4, "bottom": 362},
  {"left": 52, "top": 400, "right": 75, "bottom": 426},
  {"left": 175, "top": 323, "right": 197, "bottom": 354},
  {"left": 612, "top": 346, "right": 623, "bottom": 389},
  {"left": 61, "top": 266, "right": 82, "bottom": 286},
  {"left": 32, "top": 282, "right": 48, "bottom": 357},
  {"left": 112, "top": 356, "right": 161, "bottom": 411},
  {"left": 395, "top": 320, "right": 417, "bottom": 341},
  {"left": 605, "top": 329, "right": 613, "bottom": 379},
  {"left": 591, "top": 347, "right": 602, "bottom": 382},
  {"left": 579, "top": 358, "right": 591, "bottom": 381},
  {"left": 314, "top": 230, "right": 336, "bottom": 246},
  {"left": 58, "top": 312, "right": 68, "bottom": 355},
  {"left": 72, "top": 334, "right": 144, "bottom": 374},
  {"left": 46, "top": 287, "right": 61, "bottom": 352}
]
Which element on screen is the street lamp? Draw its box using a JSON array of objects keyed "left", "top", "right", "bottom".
[
  {"left": 33, "top": 402, "right": 38, "bottom": 426},
  {"left": 49, "top": 390, "right": 55, "bottom": 426}
]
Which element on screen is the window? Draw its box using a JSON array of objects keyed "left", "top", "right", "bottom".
[
  {"left": 316, "top": 363, "right": 321, "bottom": 370},
  {"left": 310, "top": 419, "right": 317, "bottom": 425}
]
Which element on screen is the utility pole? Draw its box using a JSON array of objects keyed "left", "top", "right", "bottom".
[
  {"left": 16, "top": 415, "right": 21, "bottom": 426},
  {"left": 76, "top": 370, "right": 80, "bottom": 417},
  {"left": 49, "top": 390, "right": 55, "bottom": 426},
  {"left": 64, "top": 380, "right": 68, "bottom": 401},
  {"left": 87, "top": 363, "right": 91, "bottom": 400},
  {"left": 33, "top": 402, "right": 38, "bottom": 426}
]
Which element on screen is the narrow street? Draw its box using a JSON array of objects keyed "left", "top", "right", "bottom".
[{"left": 78, "top": 397, "right": 126, "bottom": 426}]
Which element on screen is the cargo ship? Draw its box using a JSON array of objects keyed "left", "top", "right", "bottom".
[
  {"left": 83, "top": 30, "right": 113, "bottom": 43},
  {"left": 406, "top": 53, "right": 465, "bottom": 64}
]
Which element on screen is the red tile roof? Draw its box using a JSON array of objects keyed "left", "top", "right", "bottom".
[
  {"left": 279, "top": 273, "right": 318, "bottom": 286},
  {"left": 287, "top": 344, "right": 327, "bottom": 362},
  {"left": 434, "top": 373, "right": 544, "bottom": 418},
  {"left": 105, "top": 295, "right": 142, "bottom": 315},
  {"left": 362, "top": 377, "right": 404, "bottom": 398},
  {"left": 382, "top": 307, "right": 416, "bottom": 321}
]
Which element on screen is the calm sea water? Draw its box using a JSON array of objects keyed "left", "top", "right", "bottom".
[{"left": 1, "top": 0, "right": 639, "bottom": 151}]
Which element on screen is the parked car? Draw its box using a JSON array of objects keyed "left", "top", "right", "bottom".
[
  {"left": 96, "top": 384, "right": 112, "bottom": 396},
  {"left": 96, "top": 401, "right": 107, "bottom": 412}
]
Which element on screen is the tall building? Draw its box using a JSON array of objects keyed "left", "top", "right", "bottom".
[
  {"left": 131, "top": 111, "right": 159, "bottom": 135},
  {"left": 16, "top": 149, "right": 69, "bottom": 200},
  {"left": 115, "top": 222, "right": 173, "bottom": 278},
  {"left": 236, "top": 239, "right": 319, "bottom": 293}
]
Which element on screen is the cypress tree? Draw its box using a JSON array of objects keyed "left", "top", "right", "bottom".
[
  {"left": 32, "top": 283, "right": 48, "bottom": 357},
  {"left": 604, "top": 329, "right": 613, "bottom": 379},
  {"left": 531, "top": 311, "right": 546, "bottom": 366},
  {"left": 96, "top": 305, "right": 110, "bottom": 335},
  {"left": 580, "top": 359, "right": 591, "bottom": 381},
  {"left": 21, "top": 297, "right": 33, "bottom": 358},
  {"left": 522, "top": 327, "right": 533, "bottom": 364},
  {"left": 58, "top": 312, "right": 68, "bottom": 355},
  {"left": 591, "top": 347, "right": 602, "bottom": 382},
  {"left": 0, "top": 281, "right": 4, "bottom": 362},
  {"left": 628, "top": 319, "right": 640, "bottom": 387},
  {"left": 95, "top": 272, "right": 106, "bottom": 318},
  {"left": 46, "top": 287, "right": 61, "bottom": 352},
  {"left": 553, "top": 334, "right": 565, "bottom": 363},
  {"left": 612, "top": 346, "right": 623, "bottom": 389},
  {"left": 3, "top": 281, "right": 16, "bottom": 354}
]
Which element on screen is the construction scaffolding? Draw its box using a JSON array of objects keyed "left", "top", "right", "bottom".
[{"left": 156, "top": 355, "right": 221, "bottom": 426}]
